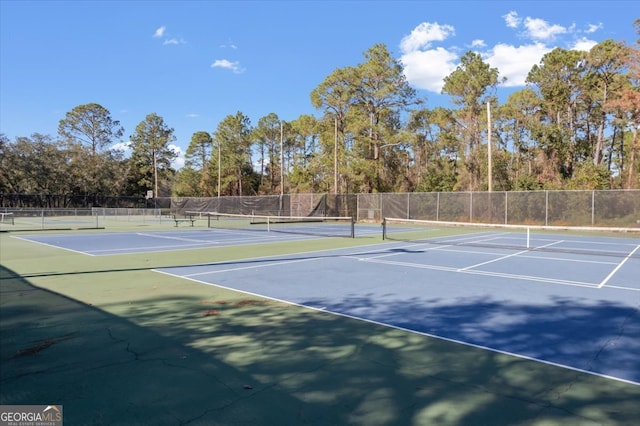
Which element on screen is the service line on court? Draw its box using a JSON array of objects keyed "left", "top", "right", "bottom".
[
  {"left": 354, "top": 241, "right": 619, "bottom": 266},
  {"left": 135, "top": 231, "right": 275, "bottom": 245},
  {"left": 181, "top": 256, "right": 323, "bottom": 277},
  {"left": 458, "top": 239, "right": 565, "bottom": 271},
  {"left": 135, "top": 232, "right": 219, "bottom": 243},
  {"left": 357, "top": 257, "right": 600, "bottom": 288}
]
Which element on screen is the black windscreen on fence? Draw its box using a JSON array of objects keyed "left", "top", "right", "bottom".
[{"left": 3, "top": 190, "right": 639, "bottom": 228}]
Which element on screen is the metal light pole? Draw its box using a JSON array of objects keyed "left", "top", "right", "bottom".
[
  {"left": 487, "top": 101, "right": 493, "bottom": 192},
  {"left": 153, "top": 149, "right": 158, "bottom": 209},
  {"left": 280, "top": 121, "right": 284, "bottom": 196},
  {"left": 334, "top": 117, "right": 338, "bottom": 194},
  {"left": 217, "top": 140, "right": 221, "bottom": 198}
]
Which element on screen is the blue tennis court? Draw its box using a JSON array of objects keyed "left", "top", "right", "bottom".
[
  {"left": 14, "top": 227, "right": 640, "bottom": 384},
  {"left": 14, "top": 224, "right": 381, "bottom": 255},
  {"left": 155, "top": 234, "right": 640, "bottom": 385}
]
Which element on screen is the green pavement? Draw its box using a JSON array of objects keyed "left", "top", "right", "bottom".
[{"left": 1, "top": 224, "right": 639, "bottom": 425}]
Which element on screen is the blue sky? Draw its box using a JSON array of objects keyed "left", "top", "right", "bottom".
[{"left": 1, "top": 1, "right": 637, "bottom": 168}]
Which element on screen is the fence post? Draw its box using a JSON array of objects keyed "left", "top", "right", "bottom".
[
  {"left": 505, "top": 191, "right": 508, "bottom": 224},
  {"left": 545, "top": 191, "right": 549, "bottom": 226},
  {"left": 591, "top": 190, "right": 595, "bottom": 226},
  {"left": 406, "top": 193, "right": 410, "bottom": 219}
]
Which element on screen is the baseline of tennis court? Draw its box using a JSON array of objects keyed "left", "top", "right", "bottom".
[
  {"left": 12, "top": 224, "right": 381, "bottom": 255},
  {"left": 155, "top": 233, "right": 640, "bottom": 385}
]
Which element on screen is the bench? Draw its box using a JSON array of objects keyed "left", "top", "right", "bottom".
[{"left": 173, "top": 215, "right": 196, "bottom": 227}]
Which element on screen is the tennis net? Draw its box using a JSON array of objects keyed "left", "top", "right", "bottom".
[
  {"left": 0, "top": 208, "right": 102, "bottom": 231},
  {"left": 203, "top": 212, "right": 355, "bottom": 238},
  {"left": 382, "top": 217, "right": 640, "bottom": 259}
]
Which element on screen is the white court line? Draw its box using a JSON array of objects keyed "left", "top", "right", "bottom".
[
  {"left": 89, "top": 242, "right": 217, "bottom": 254},
  {"left": 136, "top": 231, "right": 275, "bottom": 244},
  {"left": 365, "top": 232, "right": 512, "bottom": 260},
  {"left": 446, "top": 249, "right": 617, "bottom": 265},
  {"left": 207, "top": 227, "right": 281, "bottom": 237},
  {"left": 436, "top": 231, "right": 509, "bottom": 245},
  {"left": 357, "top": 257, "right": 599, "bottom": 288},
  {"left": 603, "top": 284, "right": 640, "bottom": 292},
  {"left": 10, "top": 235, "right": 97, "bottom": 256},
  {"left": 87, "top": 236, "right": 281, "bottom": 255},
  {"left": 183, "top": 256, "right": 322, "bottom": 277},
  {"left": 152, "top": 268, "right": 639, "bottom": 386},
  {"left": 365, "top": 243, "right": 458, "bottom": 259},
  {"left": 360, "top": 244, "right": 618, "bottom": 266},
  {"left": 135, "top": 232, "right": 220, "bottom": 243},
  {"left": 598, "top": 245, "right": 640, "bottom": 288},
  {"left": 458, "top": 239, "right": 565, "bottom": 271}
]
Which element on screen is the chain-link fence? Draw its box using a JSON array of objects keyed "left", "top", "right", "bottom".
[
  {"left": 169, "top": 194, "right": 357, "bottom": 218},
  {"left": 355, "top": 190, "right": 640, "bottom": 228},
  {"left": 0, "top": 193, "right": 147, "bottom": 209},
  {"left": 3, "top": 190, "right": 639, "bottom": 229}
]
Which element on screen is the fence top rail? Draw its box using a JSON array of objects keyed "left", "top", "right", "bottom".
[
  {"left": 383, "top": 218, "right": 640, "bottom": 234},
  {"left": 1, "top": 207, "right": 93, "bottom": 211}
]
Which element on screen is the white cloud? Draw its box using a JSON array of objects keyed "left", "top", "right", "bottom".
[
  {"left": 399, "top": 22, "right": 455, "bottom": 53},
  {"left": 169, "top": 144, "right": 185, "bottom": 169},
  {"left": 585, "top": 23, "right": 603, "bottom": 34},
  {"left": 523, "top": 17, "right": 567, "bottom": 41},
  {"left": 163, "top": 38, "right": 186, "bottom": 46},
  {"left": 401, "top": 47, "right": 459, "bottom": 92},
  {"left": 153, "top": 26, "right": 166, "bottom": 38},
  {"left": 503, "top": 11, "right": 521, "bottom": 29},
  {"left": 153, "top": 26, "right": 186, "bottom": 45},
  {"left": 399, "top": 14, "right": 604, "bottom": 94},
  {"left": 485, "top": 43, "right": 551, "bottom": 87},
  {"left": 110, "top": 141, "right": 132, "bottom": 154},
  {"left": 186, "top": 113, "right": 199, "bottom": 118},
  {"left": 399, "top": 22, "right": 458, "bottom": 92},
  {"left": 571, "top": 37, "right": 597, "bottom": 52},
  {"left": 220, "top": 41, "right": 238, "bottom": 49},
  {"left": 211, "top": 59, "right": 244, "bottom": 74}
]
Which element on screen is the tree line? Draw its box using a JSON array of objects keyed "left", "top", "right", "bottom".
[{"left": 2, "top": 20, "right": 639, "bottom": 203}]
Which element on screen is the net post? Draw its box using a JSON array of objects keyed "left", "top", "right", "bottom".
[
  {"left": 350, "top": 216, "right": 355, "bottom": 238},
  {"left": 526, "top": 226, "right": 530, "bottom": 249},
  {"left": 382, "top": 217, "right": 387, "bottom": 240}
]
